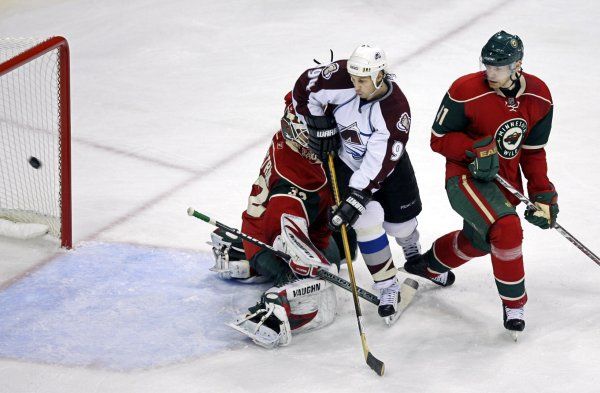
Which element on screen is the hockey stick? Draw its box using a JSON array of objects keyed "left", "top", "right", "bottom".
[
  {"left": 186, "top": 207, "right": 380, "bottom": 305},
  {"left": 326, "top": 153, "right": 385, "bottom": 376},
  {"left": 495, "top": 174, "right": 600, "bottom": 266}
]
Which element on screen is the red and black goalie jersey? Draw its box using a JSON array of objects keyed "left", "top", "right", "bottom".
[{"left": 241, "top": 131, "right": 333, "bottom": 260}]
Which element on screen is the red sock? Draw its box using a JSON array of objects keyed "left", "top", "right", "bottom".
[
  {"left": 489, "top": 215, "right": 527, "bottom": 308},
  {"left": 427, "top": 230, "right": 487, "bottom": 278}
]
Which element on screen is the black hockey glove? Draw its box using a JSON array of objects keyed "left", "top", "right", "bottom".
[
  {"left": 304, "top": 114, "right": 341, "bottom": 162},
  {"left": 329, "top": 188, "right": 372, "bottom": 231},
  {"left": 524, "top": 188, "right": 559, "bottom": 229}
]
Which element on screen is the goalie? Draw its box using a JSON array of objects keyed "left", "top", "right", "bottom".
[{"left": 208, "top": 92, "right": 354, "bottom": 348}]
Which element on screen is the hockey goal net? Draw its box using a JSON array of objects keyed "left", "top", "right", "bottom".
[{"left": 0, "top": 37, "right": 71, "bottom": 248}]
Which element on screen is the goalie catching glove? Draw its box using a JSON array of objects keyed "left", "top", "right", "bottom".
[{"left": 273, "top": 214, "right": 333, "bottom": 278}]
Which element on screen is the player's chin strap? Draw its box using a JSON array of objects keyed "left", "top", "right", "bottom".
[{"left": 365, "top": 78, "right": 386, "bottom": 100}]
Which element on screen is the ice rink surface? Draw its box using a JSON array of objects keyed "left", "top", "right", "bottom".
[{"left": 1, "top": 0, "right": 599, "bottom": 392}]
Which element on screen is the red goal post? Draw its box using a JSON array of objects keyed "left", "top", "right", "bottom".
[{"left": 0, "top": 37, "right": 72, "bottom": 248}]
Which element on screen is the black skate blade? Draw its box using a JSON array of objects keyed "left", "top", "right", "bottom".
[{"left": 366, "top": 352, "right": 385, "bottom": 376}]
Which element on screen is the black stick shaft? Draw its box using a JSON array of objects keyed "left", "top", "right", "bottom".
[
  {"left": 187, "top": 207, "right": 381, "bottom": 304},
  {"left": 495, "top": 175, "right": 600, "bottom": 266}
]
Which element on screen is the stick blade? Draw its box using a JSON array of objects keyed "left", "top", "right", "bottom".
[{"left": 366, "top": 352, "right": 385, "bottom": 376}]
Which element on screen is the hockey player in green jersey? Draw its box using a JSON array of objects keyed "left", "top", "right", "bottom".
[{"left": 405, "top": 31, "right": 559, "bottom": 338}]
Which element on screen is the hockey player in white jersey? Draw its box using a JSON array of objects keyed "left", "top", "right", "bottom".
[{"left": 292, "top": 45, "right": 426, "bottom": 320}]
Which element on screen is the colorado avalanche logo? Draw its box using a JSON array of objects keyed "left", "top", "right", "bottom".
[
  {"left": 396, "top": 112, "right": 410, "bottom": 133},
  {"left": 321, "top": 63, "right": 339, "bottom": 80},
  {"left": 339, "top": 122, "right": 366, "bottom": 160},
  {"left": 494, "top": 118, "right": 528, "bottom": 159}
]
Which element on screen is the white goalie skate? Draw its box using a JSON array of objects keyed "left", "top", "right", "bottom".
[
  {"left": 227, "top": 292, "right": 292, "bottom": 349},
  {"left": 228, "top": 275, "right": 338, "bottom": 348}
]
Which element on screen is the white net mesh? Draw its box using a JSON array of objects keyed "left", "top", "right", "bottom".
[{"left": 0, "top": 37, "right": 64, "bottom": 239}]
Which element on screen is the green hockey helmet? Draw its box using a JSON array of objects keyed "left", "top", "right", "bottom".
[{"left": 481, "top": 30, "right": 524, "bottom": 66}]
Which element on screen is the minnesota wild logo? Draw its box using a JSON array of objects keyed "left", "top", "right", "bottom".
[{"left": 494, "top": 118, "right": 527, "bottom": 159}]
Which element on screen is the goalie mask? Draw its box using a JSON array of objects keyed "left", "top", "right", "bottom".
[
  {"left": 281, "top": 99, "right": 309, "bottom": 149},
  {"left": 281, "top": 92, "right": 318, "bottom": 161}
]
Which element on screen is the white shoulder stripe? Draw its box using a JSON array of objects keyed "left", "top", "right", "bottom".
[
  {"left": 431, "top": 128, "right": 445, "bottom": 137},
  {"left": 447, "top": 90, "right": 495, "bottom": 103},
  {"left": 521, "top": 92, "right": 553, "bottom": 105}
]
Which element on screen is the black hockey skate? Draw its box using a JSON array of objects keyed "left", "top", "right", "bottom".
[
  {"left": 503, "top": 305, "right": 525, "bottom": 341},
  {"left": 403, "top": 251, "right": 455, "bottom": 287}
]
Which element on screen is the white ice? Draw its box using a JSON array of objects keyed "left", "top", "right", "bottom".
[{"left": 1, "top": 0, "right": 599, "bottom": 392}]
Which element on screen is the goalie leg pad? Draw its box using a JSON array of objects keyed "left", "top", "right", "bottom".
[{"left": 272, "top": 273, "right": 337, "bottom": 334}]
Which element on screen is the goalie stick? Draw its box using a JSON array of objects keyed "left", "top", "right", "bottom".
[
  {"left": 495, "top": 175, "right": 600, "bottom": 266},
  {"left": 188, "top": 207, "right": 389, "bottom": 306},
  {"left": 187, "top": 206, "right": 414, "bottom": 376}
]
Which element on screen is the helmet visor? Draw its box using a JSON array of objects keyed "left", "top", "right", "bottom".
[{"left": 481, "top": 60, "right": 516, "bottom": 84}]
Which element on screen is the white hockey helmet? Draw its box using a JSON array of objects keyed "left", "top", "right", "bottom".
[{"left": 347, "top": 44, "right": 387, "bottom": 88}]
